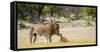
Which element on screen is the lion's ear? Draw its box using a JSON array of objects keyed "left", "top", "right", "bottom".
[{"left": 56, "top": 24, "right": 59, "bottom": 29}]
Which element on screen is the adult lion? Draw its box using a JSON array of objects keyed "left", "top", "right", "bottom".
[{"left": 29, "top": 23, "right": 62, "bottom": 44}]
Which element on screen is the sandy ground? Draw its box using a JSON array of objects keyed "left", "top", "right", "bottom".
[{"left": 17, "top": 26, "right": 96, "bottom": 49}]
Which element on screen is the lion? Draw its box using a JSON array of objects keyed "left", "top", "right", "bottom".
[
  {"left": 59, "top": 34, "right": 69, "bottom": 42},
  {"left": 29, "top": 23, "right": 62, "bottom": 44}
]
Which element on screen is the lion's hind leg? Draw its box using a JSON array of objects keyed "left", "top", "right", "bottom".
[{"left": 33, "top": 33, "right": 37, "bottom": 44}]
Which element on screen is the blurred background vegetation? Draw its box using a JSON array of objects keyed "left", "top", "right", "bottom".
[{"left": 17, "top": 3, "right": 96, "bottom": 29}]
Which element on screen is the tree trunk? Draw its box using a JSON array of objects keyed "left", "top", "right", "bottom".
[
  {"left": 29, "top": 5, "right": 45, "bottom": 23},
  {"left": 37, "top": 5, "right": 45, "bottom": 23}
]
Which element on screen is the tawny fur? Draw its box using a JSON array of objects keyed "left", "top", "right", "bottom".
[{"left": 29, "top": 23, "right": 60, "bottom": 44}]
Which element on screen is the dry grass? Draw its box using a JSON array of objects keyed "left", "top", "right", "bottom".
[
  {"left": 17, "top": 26, "right": 96, "bottom": 49},
  {"left": 18, "top": 40, "right": 96, "bottom": 49}
]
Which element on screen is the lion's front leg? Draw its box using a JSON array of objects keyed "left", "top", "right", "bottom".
[
  {"left": 45, "top": 35, "right": 52, "bottom": 43},
  {"left": 49, "top": 35, "right": 52, "bottom": 42}
]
